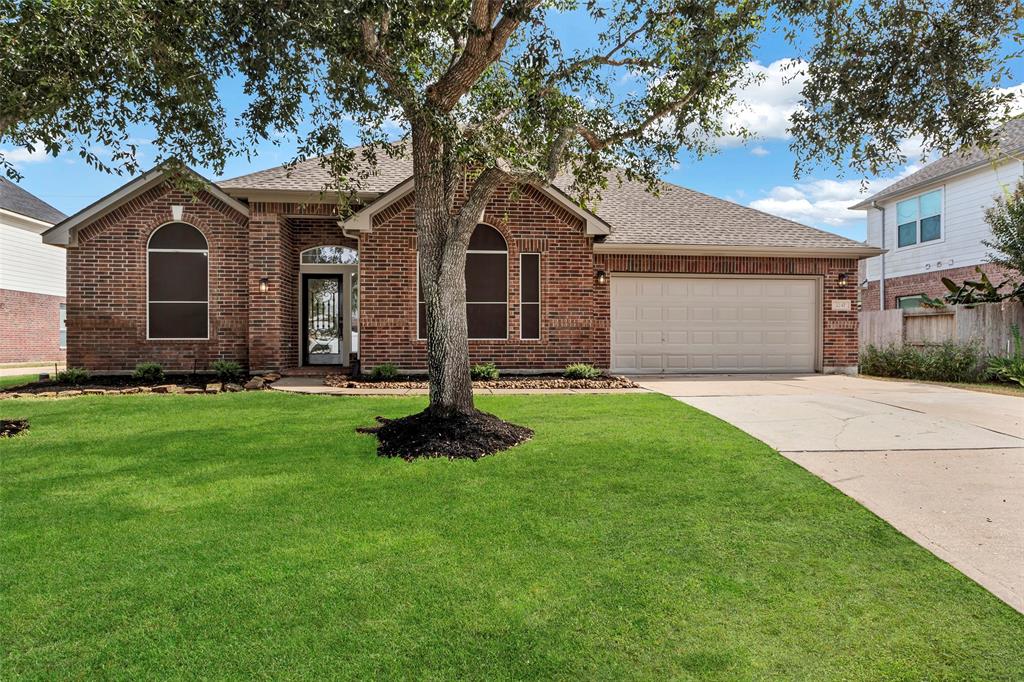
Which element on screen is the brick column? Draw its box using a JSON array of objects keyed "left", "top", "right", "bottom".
[{"left": 248, "top": 210, "right": 295, "bottom": 371}]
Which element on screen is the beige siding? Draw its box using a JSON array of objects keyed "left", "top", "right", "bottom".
[
  {"left": 863, "top": 158, "right": 1023, "bottom": 281},
  {"left": 0, "top": 219, "right": 66, "bottom": 297}
]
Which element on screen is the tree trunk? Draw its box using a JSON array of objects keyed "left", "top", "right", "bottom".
[{"left": 411, "top": 123, "right": 476, "bottom": 417}]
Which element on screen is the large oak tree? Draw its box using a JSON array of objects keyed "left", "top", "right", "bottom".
[{"left": 2, "top": 0, "right": 1021, "bottom": 430}]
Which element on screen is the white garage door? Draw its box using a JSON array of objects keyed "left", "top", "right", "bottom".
[{"left": 611, "top": 276, "right": 818, "bottom": 374}]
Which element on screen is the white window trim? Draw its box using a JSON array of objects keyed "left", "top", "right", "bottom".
[
  {"left": 519, "top": 253, "right": 541, "bottom": 340},
  {"left": 59, "top": 303, "right": 67, "bottom": 350},
  {"left": 895, "top": 188, "right": 944, "bottom": 251},
  {"left": 146, "top": 222, "right": 210, "bottom": 341},
  {"left": 416, "top": 227, "right": 510, "bottom": 341}
]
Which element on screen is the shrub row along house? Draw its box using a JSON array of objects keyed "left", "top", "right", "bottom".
[
  {"left": 852, "top": 118, "right": 1024, "bottom": 310},
  {"left": 43, "top": 152, "right": 880, "bottom": 375}
]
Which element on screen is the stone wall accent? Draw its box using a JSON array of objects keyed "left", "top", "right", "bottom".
[
  {"left": 862, "top": 263, "right": 1015, "bottom": 311},
  {"left": 0, "top": 288, "right": 66, "bottom": 364},
  {"left": 595, "top": 253, "right": 861, "bottom": 370},
  {"left": 65, "top": 183, "right": 249, "bottom": 371}
]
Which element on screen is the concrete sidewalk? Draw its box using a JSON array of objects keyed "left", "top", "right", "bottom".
[
  {"left": 637, "top": 374, "right": 1024, "bottom": 613},
  {"left": 0, "top": 364, "right": 63, "bottom": 378}
]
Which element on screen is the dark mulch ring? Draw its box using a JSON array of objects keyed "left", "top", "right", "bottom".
[
  {"left": 1, "top": 419, "right": 29, "bottom": 438},
  {"left": 328, "top": 373, "right": 637, "bottom": 390},
  {"left": 358, "top": 409, "right": 534, "bottom": 461}
]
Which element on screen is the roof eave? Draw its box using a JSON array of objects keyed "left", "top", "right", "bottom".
[
  {"left": 849, "top": 147, "right": 1024, "bottom": 210},
  {"left": 594, "top": 242, "right": 885, "bottom": 259}
]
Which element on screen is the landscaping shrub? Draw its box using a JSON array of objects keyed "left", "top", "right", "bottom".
[
  {"left": 563, "top": 363, "right": 602, "bottom": 380},
  {"left": 55, "top": 367, "right": 90, "bottom": 386},
  {"left": 132, "top": 362, "right": 165, "bottom": 383},
  {"left": 860, "top": 342, "right": 984, "bottom": 383},
  {"left": 987, "top": 324, "right": 1024, "bottom": 387},
  {"left": 210, "top": 359, "right": 243, "bottom": 383},
  {"left": 369, "top": 363, "right": 399, "bottom": 381},
  {"left": 470, "top": 362, "right": 500, "bottom": 381}
]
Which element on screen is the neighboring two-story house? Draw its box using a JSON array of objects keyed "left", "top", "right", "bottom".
[
  {"left": 852, "top": 118, "right": 1024, "bottom": 310},
  {"left": 0, "top": 178, "right": 68, "bottom": 364}
]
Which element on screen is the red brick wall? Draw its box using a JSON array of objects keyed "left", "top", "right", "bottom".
[
  {"left": 862, "top": 263, "right": 1016, "bottom": 311},
  {"left": 359, "top": 184, "right": 605, "bottom": 371},
  {"left": 0, "top": 288, "right": 66, "bottom": 364},
  {"left": 595, "top": 254, "right": 861, "bottom": 370},
  {"left": 66, "top": 183, "right": 249, "bottom": 371}
]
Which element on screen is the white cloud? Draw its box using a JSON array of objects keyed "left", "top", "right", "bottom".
[
  {"left": 718, "top": 59, "right": 807, "bottom": 147},
  {"left": 750, "top": 145, "right": 770, "bottom": 157},
  {"left": 749, "top": 165, "right": 921, "bottom": 228},
  {"left": 996, "top": 83, "right": 1024, "bottom": 116},
  {"left": 1, "top": 145, "right": 50, "bottom": 164}
]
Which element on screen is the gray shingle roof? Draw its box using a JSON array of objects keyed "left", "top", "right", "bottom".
[
  {"left": 851, "top": 118, "right": 1024, "bottom": 209},
  {"left": 0, "top": 177, "right": 66, "bottom": 225},
  {"left": 221, "top": 150, "right": 869, "bottom": 252}
]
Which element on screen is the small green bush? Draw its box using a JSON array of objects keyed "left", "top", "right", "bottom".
[
  {"left": 987, "top": 324, "right": 1024, "bottom": 387},
  {"left": 132, "top": 362, "right": 165, "bottom": 383},
  {"left": 210, "top": 359, "right": 243, "bottom": 383},
  {"left": 369, "top": 363, "right": 399, "bottom": 381},
  {"left": 563, "top": 363, "right": 602, "bottom": 380},
  {"left": 860, "top": 342, "right": 984, "bottom": 383},
  {"left": 470, "top": 362, "right": 500, "bottom": 381},
  {"left": 56, "top": 367, "right": 90, "bottom": 386}
]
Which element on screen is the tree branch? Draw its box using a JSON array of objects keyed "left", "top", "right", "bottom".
[{"left": 427, "top": 0, "right": 542, "bottom": 111}]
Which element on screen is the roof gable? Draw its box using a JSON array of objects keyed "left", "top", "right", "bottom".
[{"left": 43, "top": 163, "right": 249, "bottom": 246}]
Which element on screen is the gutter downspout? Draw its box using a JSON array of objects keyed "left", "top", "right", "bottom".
[{"left": 871, "top": 200, "right": 886, "bottom": 310}]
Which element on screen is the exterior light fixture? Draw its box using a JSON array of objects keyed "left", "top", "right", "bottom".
[
  {"left": 838, "top": 273, "right": 848, "bottom": 286},
  {"left": 596, "top": 270, "right": 608, "bottom": 285},
  {"left": 259, "top": 277, "right": 269, "bottom": 293}
]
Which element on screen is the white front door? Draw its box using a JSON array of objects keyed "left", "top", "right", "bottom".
[{"left": 611, "top": 276, "right": 819, "bottom": 374}]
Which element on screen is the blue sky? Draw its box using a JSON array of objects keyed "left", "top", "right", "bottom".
[{"left": 3, "top": 18, "right": 1022, "bottom": 241}]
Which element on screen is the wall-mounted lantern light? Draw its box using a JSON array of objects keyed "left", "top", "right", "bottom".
[
  {"left": 259, "top": 277, "right": 269, "bottom": 293},
  {"left": 837, "top": 273, "right": 849, "bottom": 286},
  {"left": 596, "top": 270, "right": 608, "bottom": 285}
]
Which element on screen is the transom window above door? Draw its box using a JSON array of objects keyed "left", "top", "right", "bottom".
[
  {"left": 896, "top": 189, "right": 942, "bottom": 248},
  {"left": 301, "top": 246, "right": 358, "bottom": 264}
]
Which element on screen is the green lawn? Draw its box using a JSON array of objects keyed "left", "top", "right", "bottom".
[
  {"left": 2, "top": 393, "right": 1021, "bottom": 679},
  {"left": 0, "top": 374, "right": 37, "bottom": 390}
]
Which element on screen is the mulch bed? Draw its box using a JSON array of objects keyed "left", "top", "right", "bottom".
[
  {"left": 328, "top": 374, "right": 637, "bottom": 390},
  {"left": 358, "top": 409, "right": 533, "bottom": 461},
  {"left": 4, "top": 374, "right": 211, "bottom": 395},
  {"left": 1, "top": 419, "right": 29, "bottom": 438}
]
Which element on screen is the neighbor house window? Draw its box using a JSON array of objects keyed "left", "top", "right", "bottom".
[
  {"left": 417, "top": 224, "right": 508, "bottom": 340},
  {"left": 896, "top": 189, "right": 942, "bottom": 248},
  {"left": 897, "top": 294, "right": 926, "bottom": 310},
  {"left": 59, "top": 304, "right": 66, "bottom": 348},
  {"left": 520, "top": 253, "right": 540, "bottom": 339},
  {"left": 147, "top": 222, "right": 209, "bottom": 339}
]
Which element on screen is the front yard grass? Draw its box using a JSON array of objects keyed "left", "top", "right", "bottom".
[
  {"left": 0, "top": 375, "right": 37, "bottom": 390},
  {"left": 2, "top": 393, "right": 1021, "bottom": 679}
]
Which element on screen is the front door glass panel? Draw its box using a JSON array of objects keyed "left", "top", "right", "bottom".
[{"left": 305, "top": 275, "right": 343, "bottom": 365}]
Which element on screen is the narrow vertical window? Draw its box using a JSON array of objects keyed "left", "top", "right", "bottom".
[
  {"left": 147, "top": 222, "right": 209, "bottom": 339},
  {"left": 59, "top": 303, "right": 67, "bottom": 349},
  {"left": 520, "top": 253, "right": 540, "bottom": 339}
]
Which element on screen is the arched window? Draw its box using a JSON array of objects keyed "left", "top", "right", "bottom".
[
  {"left": 300, "top": 246, "right": 359, "bottom": 264},
  {"left": 147, "top": 222, "right": 208, "bottom": 339},
  {"left": 417, "top": 224, "right": 508, "bottom": 340}
]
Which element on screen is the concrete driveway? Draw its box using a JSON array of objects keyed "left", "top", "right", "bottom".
[{"left": 637, "top": 374, "right": 1024, "bottom": 613}]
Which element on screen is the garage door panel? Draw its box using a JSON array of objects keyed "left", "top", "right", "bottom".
[{"left": 611, "top": 276, "right": 817, "bottom": 374}]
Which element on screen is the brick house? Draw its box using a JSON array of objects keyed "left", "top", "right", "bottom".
[
  {"left": 43, "top": 153, "right": 880, "bottom": 375},
  {"left": 0, "top": 178, "right": 67, "bottom": 364},
  {"left": 852, "top": 118, "right": 1023, "bottom": 311}
]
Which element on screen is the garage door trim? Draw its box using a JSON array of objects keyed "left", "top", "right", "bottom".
[{"left": 609, "top": 273, "right": 823, "bottom": 374}]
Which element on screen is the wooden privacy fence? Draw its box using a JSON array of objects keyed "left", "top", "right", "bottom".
[{"left": 859, "top": 301, "right": 1024, "bottom": 356}]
